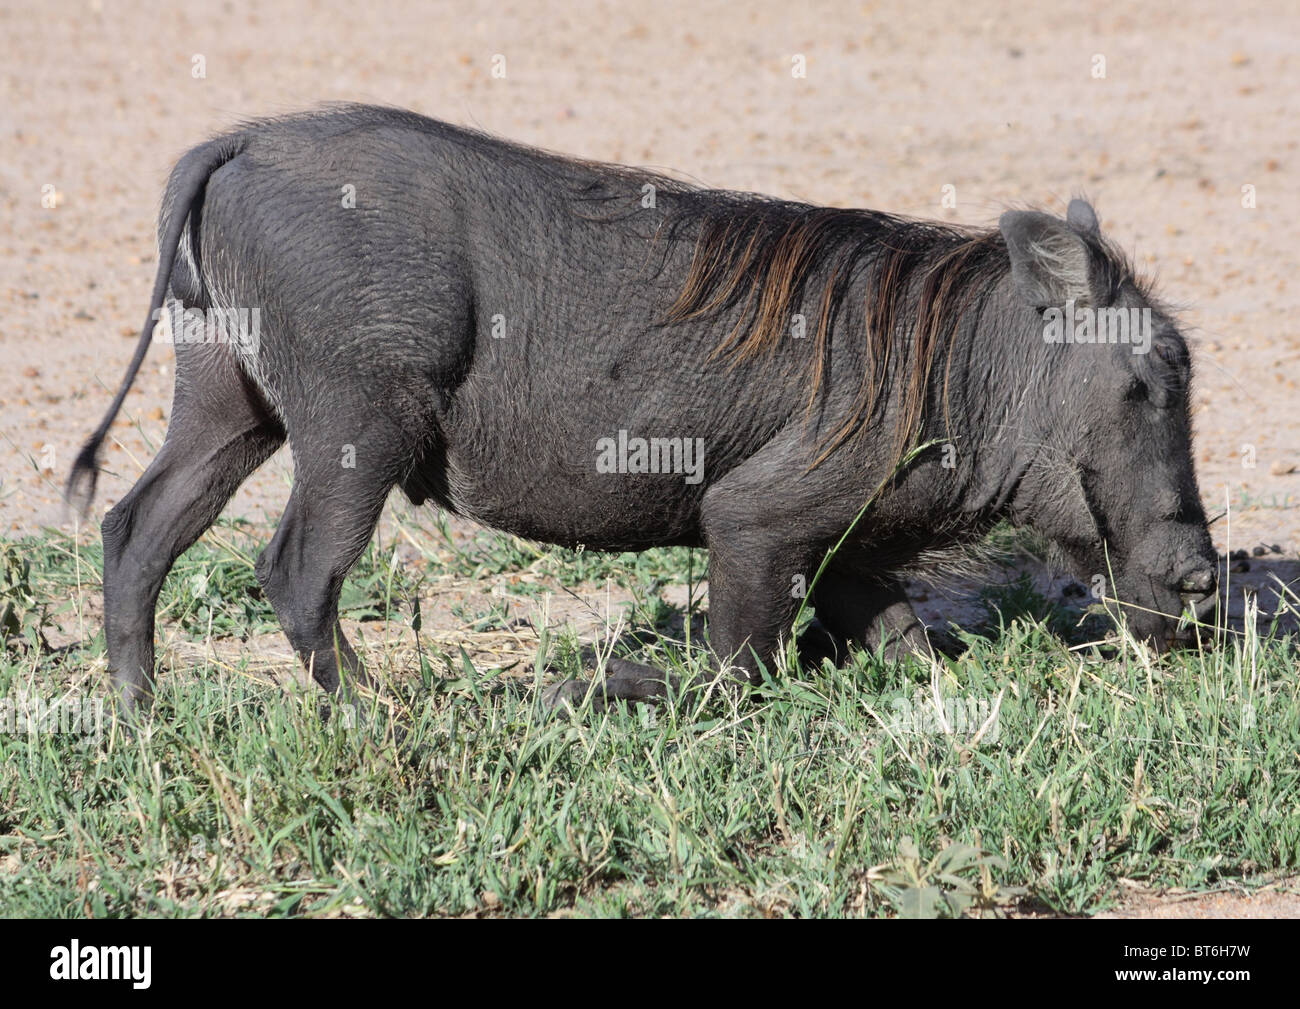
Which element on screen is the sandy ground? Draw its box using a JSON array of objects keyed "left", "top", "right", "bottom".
[
  {"left": 1091, "top": 877, "right": 1300, "bottom": 918},
  {"left": 1, "top": 0, "right": 1298, "bottom": 916},
  {"left": 1, "top": 0, "right": 1297, "bottom": 548}
]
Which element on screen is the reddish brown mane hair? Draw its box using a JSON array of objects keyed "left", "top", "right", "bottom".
[{"left": 659, "top": 195, "right": 1010, "bottom": 467}]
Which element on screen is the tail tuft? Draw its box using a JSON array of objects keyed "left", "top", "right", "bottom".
[{"left": 65, "top": 437, "right": 103, "bottom": 517}]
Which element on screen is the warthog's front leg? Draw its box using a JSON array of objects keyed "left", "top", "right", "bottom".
[
  {"left": 542, "top": 428, "right": 834, "bottom": 712},
  {"left": 540, "top": 656, "right": 680, "bottom": 712},
  {"left": 807, "top": 567, "right": 933, "bottom": 663}
]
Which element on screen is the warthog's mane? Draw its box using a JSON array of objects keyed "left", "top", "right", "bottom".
[
  {"left": 654, "top": 191, "right": 1155, "bottom": 473},
  {"left": 657, "top": 195, "right": 1011, "bottom": 466}
]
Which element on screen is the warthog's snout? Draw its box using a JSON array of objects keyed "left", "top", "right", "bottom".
[
  {"left": 1173, "top": 563, "right": 1219, "bottom": 645},
  {"left": 1178, "top": 567, "right": 1216, "bottom": 595}
]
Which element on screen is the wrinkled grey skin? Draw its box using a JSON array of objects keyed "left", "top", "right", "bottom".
[{"left": 68, "top": 105, "right": 1217, "bottom": 717}]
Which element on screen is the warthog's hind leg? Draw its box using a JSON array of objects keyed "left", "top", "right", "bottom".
[
  {"left": 254, "top": 427, "right": 400, "bottom": 708},
  {"left": 101, "top": 346, "right": 284, "bottom": 716}
]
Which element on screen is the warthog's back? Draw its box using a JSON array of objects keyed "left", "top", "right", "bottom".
[{"left": 187, "top": 107, "right": 826, "bottom": 548}]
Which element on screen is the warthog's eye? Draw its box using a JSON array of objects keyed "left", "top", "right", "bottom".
[{"left": 1156, "top": 492, "right": 1183, "bottom": 522}]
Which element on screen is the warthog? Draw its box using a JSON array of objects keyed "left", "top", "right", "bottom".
[{"left": 69, "top": 105, "right": 1217, "bottom": 716}]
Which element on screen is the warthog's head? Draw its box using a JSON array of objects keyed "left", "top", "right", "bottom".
[{"left": 1000, "top": 199, "right": 1217, "bottom": 648}]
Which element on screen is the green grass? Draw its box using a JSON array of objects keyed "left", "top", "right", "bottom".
[{"left": 0, "top": 521, "right": 1297, "bottom": 917}]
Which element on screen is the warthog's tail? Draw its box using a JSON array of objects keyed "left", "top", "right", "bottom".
[{"left": 66, "top": 137, "right": 245, "bottom": 515}]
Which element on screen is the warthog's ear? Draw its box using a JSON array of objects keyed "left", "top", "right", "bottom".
[
  {"left": 999, "top": 209, "right": 1096, "bottom": 309},
  {"left": 1066, "top": 198, "right": 1100, "bottom": 236}
]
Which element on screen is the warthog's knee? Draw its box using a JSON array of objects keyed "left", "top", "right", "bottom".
[
  {"left": 253, "top": 544, "right": 301, "bottom": 631},
  {"left": 100, "top": 499, "right": 133, "bottom": 566},
  {"left": 253, "top": 544, "right": 274, "bottom": 589}
]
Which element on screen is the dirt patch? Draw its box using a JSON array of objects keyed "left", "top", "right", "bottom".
[{"left": 1092, "top": 876, "right": 1300, "bottom": 918}]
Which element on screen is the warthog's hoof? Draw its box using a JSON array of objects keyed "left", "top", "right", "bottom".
[{"left": 540, "top": 679, "right": 601, "bottom": 715}]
